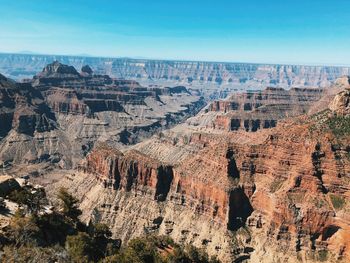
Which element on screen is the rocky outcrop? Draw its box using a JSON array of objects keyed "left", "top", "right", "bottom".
[
  {"left": 0, "top": 175, "right": 20, "bottom": 197},
  {"left": 40, "top": 60, "right": 80, "bottom": 76},
  {"left": 0, "top": 74, "right": 57, "bottom": 136},
  {"left": 329, "top": 77, "right": 350, "bottom": 115},
  {"left": 206, "top": 87, "right": 325, "bottom": 132},
  {"left": 81, "top": 65, "right": 93, "bottom": 75},
  {"left": 44, "top": 88, "right": 89, "bottom": 115},
  {"left": 82, "top": 145, "right": 174, "bottom": 202}
]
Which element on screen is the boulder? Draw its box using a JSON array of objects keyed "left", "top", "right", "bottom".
[
  {"left": 329, "top": 87, "right": 350, "bottom": 116},
  {"left": 0, "top": 175, "right": 21, "bottom": 197}
]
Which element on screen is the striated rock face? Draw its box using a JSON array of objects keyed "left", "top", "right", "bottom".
[
  {"left": 82, "top": 145, "right": 174, "bottom": 202},
  {"left": 0, "top": 63, "right": 205, "bottom": 168},
  {"left": 44, "top": 88, "right": 89, "bottom": 115},
  {"left": 0, "top": 73, "right": 56, "bottom": 137},
  {"left": 204, "top": 87, "right": 326, "bottom": 132},
  {"left": 74, "top": 114, "right": 350, "bottom": 262},
  {"left": 49, "top": 78, "right": 350, "bottom": 263},
  {"left": 1, "top": 53, "right": 350, "bottom": 88},
  {"left": 329, "top": 76, "right": 350, "bottom": 115},
  {"left": 82, "top": 143, "right": 241, "bottom": 225}
]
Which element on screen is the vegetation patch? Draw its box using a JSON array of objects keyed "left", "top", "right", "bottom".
[
  {"left": 1, "top": 186, "right": 221, "bottom": 263},
  {"left": 318, "top": 250, "right": 328, "bottom": 262},
  {"left": 314, "top": 198, "right": 327, "bottom": 209},
  {"left": 270, "top": 179, "right": 284, "bottom": 193},
  {"left": 330, "top": 194, "right": 346, "bottom": 210},
  {"left": 106, "top": 237, "right": 221, "bottom": 263},
  {"left": 326, "top": 115, "right": 350, "bottom": 137}
]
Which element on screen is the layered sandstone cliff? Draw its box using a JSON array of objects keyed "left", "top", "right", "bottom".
[
  {"left": 3, "top": 58, "right": 350, "bottom": 262},
  {"left": 192, "top": 86, "right": 337, "bottom": 132},
  {"left": 0, "top": 62, "right": 205, "bottom": 168},
  {"left": 47, "top": 79, "right": 350, "bottom": 263}
]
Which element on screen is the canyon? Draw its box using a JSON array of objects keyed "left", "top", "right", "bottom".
[
  {"left": 74, "top": 77, "right": 349, "bottom": 262},
  {"left": 0, "top": 61, "right": 204, "bottom": 168},
  {"left": 1, "top": 53, "right": 350, "bottom": 90},
  {"left": 0, "top": 58, "right": 349, "bottom": 263}
]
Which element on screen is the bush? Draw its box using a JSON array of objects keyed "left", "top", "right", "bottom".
[
  {"left": 107, "top": 236, "right": 220, "bottom": 263},
  {"left": 330, "top": 194, "right": 346, "bottom": 210},
  {"left": 318, "top": 250, "right": 328, "bottom": 262},
  {"left": 8, "top": 187, "right": 46, "bottom": 214},
  {"left": 57, "top": 187, "right": 82, "bottom": 221},
  {"left": 7, "top": 209, "right": 40, "bottom": 246},
  {"left": 124, "top": 238, "right": 158, "bottom": 263},
  {"left": 326, "top": 116, "right": 350, "bottom": 137},
  {"left": 65, "top": 232, "right": 93, "bottom": 263},
  {"left": 1, "top": 244, "right": 70, "bottom": 263}
]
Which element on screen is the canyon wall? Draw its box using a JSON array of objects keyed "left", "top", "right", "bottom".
[
  {"left": 1, "top": 53, "right": 350, "bottom": 88},
  {"left": 205, "top": 87, "right": 326, "bottom": 132},
  {"left": 0, "top": 62, "right": 205, "bottom": 168},
  {"left": 46, "top": 78, "right": 350, "bottom": 262}
]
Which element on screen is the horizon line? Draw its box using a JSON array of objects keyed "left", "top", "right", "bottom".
[{"left": 1, "top": 51, "right": 350, "bottom": 69}]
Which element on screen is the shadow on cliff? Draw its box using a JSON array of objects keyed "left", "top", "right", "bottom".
[
  {"left": 227, "top": 188, "right": 253, "bottom": 231},
  {"left": 155, "top": 166, "right": 174, "bottom": 201}
]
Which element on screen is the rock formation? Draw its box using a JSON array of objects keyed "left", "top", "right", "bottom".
[
  {"left": 189, "top": 86, "right": 328, "bottom": 132},
  {"left": 0, "top": 62, "right": 204, "bottom": 168},
  {"left": 329, "top": 76, "right": 350, "bottom": 116},
  {"left": 1, "top": 57, "right": 350, "bottom": 262},
  {"left": 81, "top": 65, "right": 93, "bottom": 76},
  {"left": 0, "top": 175, "right": 20, "bottom": 197},
  {"left": 41, "top": 77, "right": 350, "bottom": 262}
]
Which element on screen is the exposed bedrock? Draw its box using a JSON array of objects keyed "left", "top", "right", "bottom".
[
  {"left": 0, "top": 62, "right": 205, "bottom": 167},
  {"left": 0, "top": 112, "right": 13, "bottom": 138},
  {"left": 14, "top": 112, "right": 56, "bottom": 135},
  {"left": 76, "top": 91, "right": 350, "bottom": 261},
  {"left": 82, "top": 146, "right": 174, "bottom": 201},
  {"left": 207, "top": 86, "right": 330, "bottom": 132},
  {"left": 81, "top": 143, "right": 243, "bottom": 226},
  {"left": 329, "top": 76, "right": 350, "bottom": 116}
]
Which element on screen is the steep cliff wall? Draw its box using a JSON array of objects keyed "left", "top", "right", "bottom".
[
  {"left": 53, "top": 81, "right": 350, "bottom": 263},
  {"left": 203, "top": 86, "right": 328, "bottom": 132}
]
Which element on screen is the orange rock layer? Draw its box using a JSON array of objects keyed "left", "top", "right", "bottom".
[{"left": 83, "top": 114, "right": 350, "bottom": 261}]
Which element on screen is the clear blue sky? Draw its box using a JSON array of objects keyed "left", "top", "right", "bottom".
[{"left": 0, "top": 0, "right": 349, "bottom": 65}]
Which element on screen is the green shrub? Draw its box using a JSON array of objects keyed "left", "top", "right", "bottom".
[
  {"left": 330, "top": 194, "right": 346, "bottom": 210},
  {"left": 326, "top": 116, "right": 350, "bottom": 137},
  {"left": 65, "top": 232, "right": 93, "bottom": 263},
  {"left": 57, "top": 187, "right": 82, "bottom": 221},
  {"left": 318, "top": 250, "right": 328, "bottom": 262},
  {"left": 8, "top": 187, "right": 46, "bottom": 214},
  {"left": 6, "top": 209, "right": 40, "bottom": 246}
]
